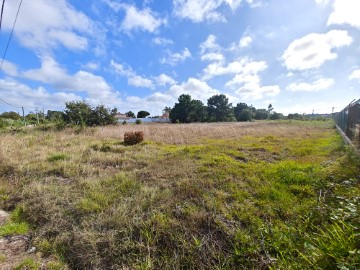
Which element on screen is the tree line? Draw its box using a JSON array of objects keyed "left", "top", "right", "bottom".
[
  {"left": 1, "top": 94, "right": 327, "bottom": 128},
  {"left": 169, "top": 94, "right": 281, "bottom": 123}
]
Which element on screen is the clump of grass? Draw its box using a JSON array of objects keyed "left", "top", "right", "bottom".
[
  {"left": 14, "top": 258, "right": 40, "bottom": 270},
  {"left": 0, "top": 220, "right": 29, "bottom": 236},
  {"left": 47, "top": 153, "right": 69, "bottom": 162},
  {"left": 0, "top": 206, "right": 29, "bottom": 236}
]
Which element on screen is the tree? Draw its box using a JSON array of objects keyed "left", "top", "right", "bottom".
[
  {"left": 163, "top": 106, "right": 172, "bottom": 113},
  {"left": 234, "top": 103, "right": 249, "bottom": 121},
  {"left": 268, "top": 103, "right": 274, "bottom": 114},
  {"left": 169, "top": 94, "right": 193, "bottom": 123},
  {"left": 64, "top": 101, "right": 92, "bottom": 126},
  {"left": 207, "top": 94, "right": 234, "bottom": 122},
  {"left": 89, "top": 105, "right": 117, "bottom": 126},
  {"left": 63, "top": 101, "right": 117, "bottom": 126},
  {"left": 47, "top": 110, "right": 65, "bottom": 121},
  {"left": 254, "top": 109, "right": 269, "bottom": 120},
  {"left": 125, "top": 111, "right": 136, "bottom": 118},
  {"left": 137, "top": 111, "right": 150, "bottom": 118},
  {"left": 269, "top": 112, "right": 282, "bottom": 120},
  {"left": 238, "top": 109, "right": 254, "bottom": 122},
  {"left": 189, "top": 99, "right": 207, "bottom": 122},
  {"left": 0, "top": 111, "right": 21, "bottom": 120}
]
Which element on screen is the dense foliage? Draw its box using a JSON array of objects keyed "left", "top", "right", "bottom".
[
  {"left": 169, "top": 94, "right": 284, "bottom": 123},
  {"left": 63, "top": 101, "right": 117, "bottom": 126}
]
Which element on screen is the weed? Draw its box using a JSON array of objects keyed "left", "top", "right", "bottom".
[
  {"left": 0, "top": 221, "right": 29, "bottom": 236},
  {"left": 47, "top": 153, "right": 69, "bottom": 162},
  {"left": 14, "top": 258, "right": 40, "bottom": 270}
]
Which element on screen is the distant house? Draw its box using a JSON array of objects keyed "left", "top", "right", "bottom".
[
  {"left": 114, "top": 113, "right": 130, "bottom": 122},
  {"left": 160, "top": 111, "right": 170, "bottom": 119}
]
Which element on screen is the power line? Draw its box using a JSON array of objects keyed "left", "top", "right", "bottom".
[
  {"left": 0, "top": 0, "right": 5, "bottom": 32},
  {"left": 0, "top": 0, "right": 23, "bottom": 72},
  {"left": 0, "top": 96, "right": 22, "bottom": 108}
]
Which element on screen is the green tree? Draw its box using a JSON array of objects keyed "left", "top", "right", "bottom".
[
  {"left": 207, "top": 94, "right": 234, "bottom": 122},
  {"left": 169, "top": 94, "right": 193, "bottom": 123},
  {"left": 46, "top": 110, "right": 65, "bottom": 121},
  {"left": 125, "top": 111, "right": 136, "bottom": 118},
  {"left": 268, "top": 103, "right": 274, "bottom": 114},
  {"left": 0, "top": 111, "right": 21, "bottom": 120},
  {"left": 254, "top": 109, "right": 269, "bottom": 120},
  {"left": 189, "top": 99, "right": 207, "bottom": 122},
  {"left": 137, "top": 111, "right": 150, "bottom": 118},
  {"left": 234, "top": 103, "right": 249, "bottom": 121},
  {"left": 269, "top": 112, "right": 282, "bottom": 120},
  {"left": 238, "top": 108, "right": 254, "bottom": 121},
  {"left": 89, "top": 105, "right": 117, "bottom": 126},
  {"left": 163, "top": 106, "right": 172, "bottom": 113},
  {"left": 64, "top": 101, "right": 92, "bottom": 126}
]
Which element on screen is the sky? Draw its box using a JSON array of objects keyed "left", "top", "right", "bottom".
[{"left": 0, "top": 0, "right": 359, "bottom": 116}]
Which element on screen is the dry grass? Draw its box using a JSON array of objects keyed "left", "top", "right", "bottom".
[
  {"left": 94, "top": 121, "right": 328, "bottom": 144},
  {"left": 0, "top": 120, "right": 358, "bottom": 269}
]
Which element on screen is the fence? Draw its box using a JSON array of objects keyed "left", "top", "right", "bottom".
[{"left": 334, "top": 99, "right": 360, "bottom": 147}]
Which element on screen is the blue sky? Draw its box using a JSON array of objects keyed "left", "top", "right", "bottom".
[{"left": 0, "top": 0, "right": 359, "bottom": 116}]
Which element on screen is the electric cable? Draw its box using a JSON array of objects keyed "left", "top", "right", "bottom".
[{"left": 0, "top": 0, "right": 23, "bottom": 71}]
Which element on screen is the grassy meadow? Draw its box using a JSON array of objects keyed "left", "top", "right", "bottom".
[{"left": 0, "top": 121, "right": 359, "bottom": 269}]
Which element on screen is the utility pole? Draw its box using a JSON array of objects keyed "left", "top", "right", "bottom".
[
  {"left": 35, "top": 108, "right": 39, "bottom": 125},
  {"left": 22, "top": 106, "right": 26, "bottom": 126}
]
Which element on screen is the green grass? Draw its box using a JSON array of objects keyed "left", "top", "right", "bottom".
[
  {"left": 0, "top": 121, "right": 358, "bottom": 269},
  {"left": 0, "top": 207, "right": 30, "bottom": 236}
]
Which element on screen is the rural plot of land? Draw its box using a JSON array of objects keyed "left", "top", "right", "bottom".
[{"left": 0, "top": 121, "right": 359, "bottom": 269}]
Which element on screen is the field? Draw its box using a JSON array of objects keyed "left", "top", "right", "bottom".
[{"left": 0, "top": 121, "right": 359, "bottom": 269}]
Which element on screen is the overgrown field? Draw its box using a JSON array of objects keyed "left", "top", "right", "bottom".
[{"left": 0, "top": 121, "right": 359, "bottom": 269}]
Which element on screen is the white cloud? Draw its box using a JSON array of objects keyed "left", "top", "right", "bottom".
[
  {"left": 314, "top": 0, "right": 329, "bottom": 5},
  {"left": 110, "top": 60, "right": 134, "bottom": 77},
  {"left": 199, "top": 35, "right": 224, "bottom": 62},
  {"left": 236, "top": 84, "right": 280, "bottom": 100},
  {"left": 173, "top": 0, "right": 226, "bottom": 22},
  {"left": 155, "top": 74, "right": 177, "bottom": 86},
  {"left": 168, "top": 78, "right": 220, "bottom": 102},
  {"left": 202, "top": 58, "right": 267, "bottom": 80},
  {"left": 2, "top": 0, "right": 94, "bottom": 51},
  {"left": 121, "top": 4, "right": 166, "bottom": 33},
  {"left": 152, "top": 37, "right": 174, "bottom": 46},
  {"left": 111, "top": 60, "right": 176, "bottom": 88},
  {"left": 128, "top": 76, "right": 154, "bottom": 88},
  {"left": 282, "top": 30, "right": 352, "bottom": 70},
  {"left": 287, "top": 78, "right": 335, "bottom": 92},
  {"left": 160, "top": 48, "right": 192, "bottom": 65},
  {"left": 82, "top": 61, "right": 99, "bottom": 71},
  {"left": 201, "top": 53, "right": 225, "bottom": 62},
  {"left": 349, "top": 69, "right": 360, "bottom": 80},
  {"left": 327, "top": 0, "right": 360, "bottom": 29},
  {"left": 173, "top": 0, "right": 257, "bottom": 23},
  {"left": 239, "top": 36, "right": 252, "bottom": 48},
  {"left": 200, "top": 35, "right": 221, "bottom": 53},
  {"left": 1, "top": 60, "right": 18, "bottom": 76},
  {"left": 202, "top": 58, "right": 279, "bottom": 100},
  {"left": 22, "top": 57, "right": 117, "bottom": 102},
  {"left": 0, "top": 78, "right": 83, "bottom": 112}
]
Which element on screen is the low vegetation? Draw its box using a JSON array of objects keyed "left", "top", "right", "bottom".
[{"left": 0, "top": 120, "right": 359, "bottom": 269}]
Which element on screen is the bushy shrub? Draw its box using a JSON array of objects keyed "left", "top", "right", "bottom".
[
  {"left": 135, "top": 119, "right": 142, "bottom": 125},
  {"left": 124, "top": 131, "right": 144, "bottom": 145}
]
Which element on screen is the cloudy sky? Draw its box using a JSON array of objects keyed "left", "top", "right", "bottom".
[{"left": 0, "top": 0, "right": 359, "bottom": 115}]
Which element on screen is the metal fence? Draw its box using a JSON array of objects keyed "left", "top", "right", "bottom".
[{"left": 334, "top": 99, "right": 360, "bottom": 146}]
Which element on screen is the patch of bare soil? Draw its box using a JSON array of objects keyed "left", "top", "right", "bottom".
[{"left": 0, "top": 209, "right": 48, "bottom": 270}]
